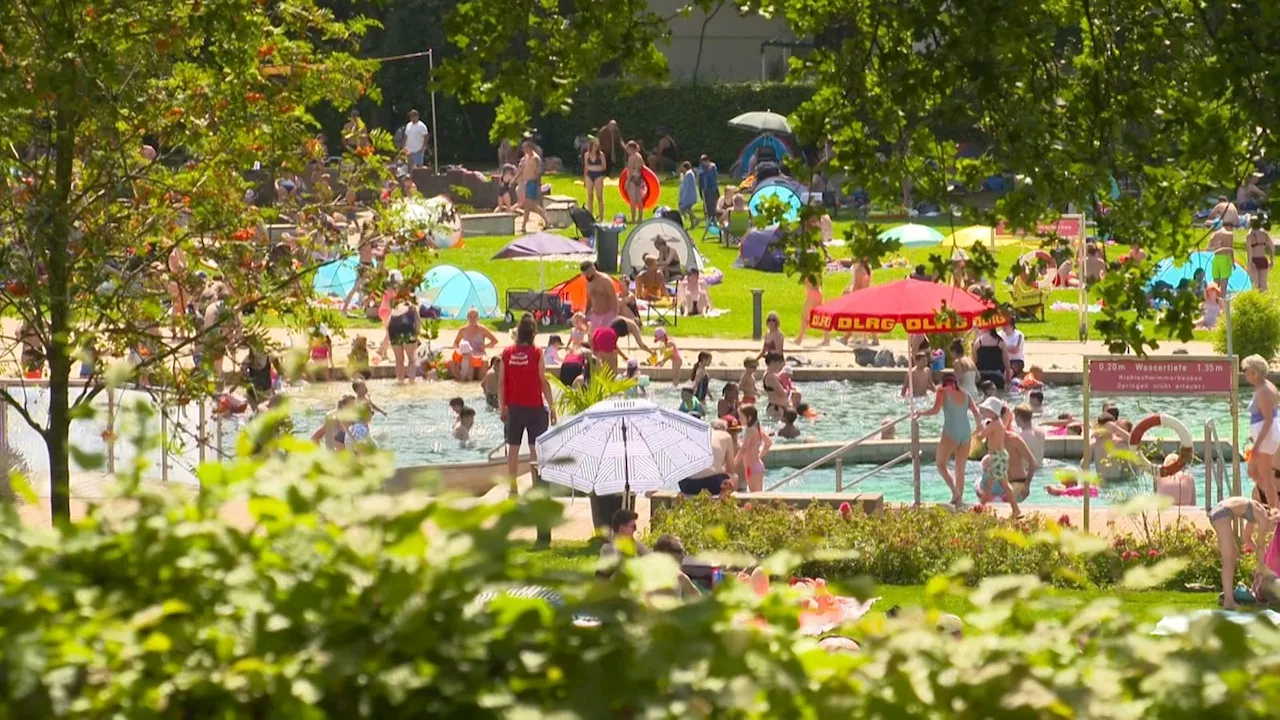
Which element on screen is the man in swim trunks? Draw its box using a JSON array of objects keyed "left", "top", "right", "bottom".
[
  {"left": 581, "top": 260, "right": 618, "bottom": 330},
  {"left": 517, "top": 140, "right": 549, "bottom": 233}
]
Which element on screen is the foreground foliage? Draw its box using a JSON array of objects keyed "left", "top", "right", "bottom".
[
  {"left": 3, "top": 422, "right": 1280, "bottom": 717},
  {"left": 652, "top": 495, "right": 1250, "bottom": 590}
]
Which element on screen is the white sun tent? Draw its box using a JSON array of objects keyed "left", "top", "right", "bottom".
[
  {"left": 619, "top": 218, "right": 705, "bottom": 277},
  {"left": 418, "top": 265, "right": 500, "bottom": 319}
]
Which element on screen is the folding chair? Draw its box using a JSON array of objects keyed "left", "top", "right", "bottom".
[
  {"left": 721, "top": 210, "right": 751, "bottom": 248},
  {"left": 645, "top": 291, "right": 679, "bottom": 327}
]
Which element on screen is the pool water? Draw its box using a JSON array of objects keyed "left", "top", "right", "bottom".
[
  {"left": 762, "top": 459, "right": 1204, "bottom": 507},
  {"left": 236, "top": 377, "right": 1252, "bottom": 465},
  {"left": 4, "top": 375, "right": 1249, "bottom": 501}
]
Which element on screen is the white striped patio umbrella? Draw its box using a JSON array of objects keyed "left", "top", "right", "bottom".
[{"left": 536, "top": 399, "right": 713, "bottom": 497}]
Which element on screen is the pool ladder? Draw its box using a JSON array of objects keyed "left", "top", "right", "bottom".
[
  {"left": 765, "top": 411, "right": 921, "bottom": 499},
  {"left": 1202, "top": 419, "right": 1226, "bottom": 511}
]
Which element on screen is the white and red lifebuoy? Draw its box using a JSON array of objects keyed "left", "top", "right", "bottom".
[{"left": 1128, "top": 413, "right": 1193, "bottom": 477}]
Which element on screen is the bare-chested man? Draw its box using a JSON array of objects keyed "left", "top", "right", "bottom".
[
  {"left": 517, "top": 140, "right": 549, "bottom": 233},
  {"left": 581, "top": 261, "right": 618, "bottom": 330}
]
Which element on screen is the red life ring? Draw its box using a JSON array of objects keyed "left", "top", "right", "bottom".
[
  {"left": 618, "top": 166, "right": 660, "bottom": 210},
  {"left": 1128, "top": 413, "right": 1193, "bottom": 477}
]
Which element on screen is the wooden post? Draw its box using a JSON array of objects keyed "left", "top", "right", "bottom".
[
  {"left": 835, "top": 458, "right": 843, "bottom": 492},
  {"left": 197, "top": 400, "right": 207, "bottom": 464}
]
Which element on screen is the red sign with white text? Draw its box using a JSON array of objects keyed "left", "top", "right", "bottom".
[
  {"left": 995, "top": 217, "right": 1083, "bottom": 239},
  {"left": 1087, "top": 358, "right": 1235, "bottom": 396}
]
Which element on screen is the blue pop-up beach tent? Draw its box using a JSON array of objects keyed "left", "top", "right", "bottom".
[
  {"left": 419, "top": 264, "right": 500, "bottom": 319},
  {"left": 313, "top": 256, "right": 360, "bottom": 298}
]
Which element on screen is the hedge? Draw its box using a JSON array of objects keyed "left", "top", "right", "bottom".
[
  {"left": 317, "top": 81, "right": 816, "bottom": 168},
  {"left": 650, "top": 494, "right": 1244, "bottom": 591},
  {"left": 8, "top": 426, "right": 1280, "bottom": 716}
]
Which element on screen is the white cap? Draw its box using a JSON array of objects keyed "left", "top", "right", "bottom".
[
  {"left": 781, "top": 365, "right": 794, "bottom": 375},
  {"left": 458, "top": 340, "right": 473, "bottom": 354},
  {"left": 979, "top": 397, "right": 1004, "bottom": 417}
]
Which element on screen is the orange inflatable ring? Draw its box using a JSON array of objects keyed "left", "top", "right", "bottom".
[
  {"left": 1128, "top": 413, "right": 1193, "bottom": 477},
  {"left": 618, "top": 166, "right": 660, "bottom": 210}
]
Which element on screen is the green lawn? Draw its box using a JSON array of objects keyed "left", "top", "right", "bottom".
[
  {"left": 513, "top": 542, "right": 1215, "bottom": 624},
  {"left": 373, "top": 172, "right": 1264, "bottom": 342}
]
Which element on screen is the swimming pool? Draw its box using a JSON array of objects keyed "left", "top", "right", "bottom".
[
  {"left": 760, "top": 459, "right": 1206, "bottom": 507},
  {"left": 237, "top": 377, "right": 1250, "bottom": 465},
  {"left": 4, "top": 375, "right": 1248, "bottom": 494}
]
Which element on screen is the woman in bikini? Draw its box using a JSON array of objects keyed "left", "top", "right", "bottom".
[
  {"left": 918, "top": 372, "right": 983, "bottom": 507},
  {"left": 759, "top": 312, "right": 785, "bottom": 359},
  {"left": 1244, "top": 354, "right": 1280, "bottom": 512},
  {"left": 760, "top": 352, "right": 789, "bottom": 421},
  {"left": 583, "top": 138, "right": 607, "bottom": 219},
  {"left": 1246, "top": 215, "right": 1274, "bottom": 292},
  {"left": 737, "top": 405, "right": 772, "bottom": 493},
  {"left": 625, "top": 141, "right": 647, "bottom": 223},
  {"left": 1210, "top": 496, "right": 1279, "bottom": 609}
]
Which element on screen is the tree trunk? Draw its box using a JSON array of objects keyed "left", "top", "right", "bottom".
[{"left": 46, "top": 82, "right": 77, "bottom": 523}]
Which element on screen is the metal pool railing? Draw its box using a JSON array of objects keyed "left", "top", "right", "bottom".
[
  {"left": 765, "top": 411, "right": 924, "bottom": 501},
  {"left": 0, "top": 379, "right": 228, "bottom": 484}
]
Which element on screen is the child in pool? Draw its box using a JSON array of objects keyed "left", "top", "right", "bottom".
[
  {"left": 777, "top": 409, "right": 801, "bottom": 440},
  {"left": 690, "top": 351, "right": 713, "bottom": 403},
  {"left": 737, "top": 405, "right": 772, "bottom": 493},
  {"left": 717, "top": 382, "right": 740, "bottom": 419},
  {"left": 449, "top": 397, "right": 466, "bottom": 420},
  {"left": 309, "top": 327, "right": 334, "bottom": 370},
  {"left": 351, "top": 380, "right": 386, "bottom": 421},
  {"left": 568, "top": 312, "right": 588, "bottom": 351},
  {"left": 678, "top": 385, "right": 704, "bottom": 417},
  {"left": 879, "top": 416, "right": 896, "bottom": 440},
  {"left": 902, "top": 352, "right": 935, "bottom": 398},
  {"left": 481, "top": 358, "right": 501, "bottom": 408},
  {"left": 739, "top": 357, "right": 760, "bottom": 405},
  {"left": 453, "top": 406, "right": 476, "bottom": 446},
  {"left": 348, "top": 335, "right": 372, "bottom": 378},
  {"left": 977, "top": 416, "right": 1021, "bottom": 518},
  {"left": 545, "top": 335, "right": 564, "bottom": 366},
  {"left": 651, "top": 327, "right": 683, "bottom": 385},
  {"left": 1020, "top": 365, "right": 1046, "bottom": 389},
  {"left": 624, "top": 359, "right": 648, "bottom": 398}
]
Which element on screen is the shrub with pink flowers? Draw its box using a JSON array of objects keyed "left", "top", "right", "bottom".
[{"left": 650, "top": 494, "right": 1254, "bottom": 589}]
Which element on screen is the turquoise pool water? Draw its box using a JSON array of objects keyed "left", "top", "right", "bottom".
[
  {"left": 5, "top": 375, "right": 1245, "bottom": 501},
  {"left": 760, "top": 459, "right": 1207, "bottom": 508}
]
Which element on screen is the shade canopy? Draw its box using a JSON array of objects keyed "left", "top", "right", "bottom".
[
  {"left": 808, "top": 278, "right": 1006, "bottom": 335},
  {"left": 492, "top": 232, "right": 593, "bottom": 259},
  {"left": 729, "top": 111, "right": 792, "bottom": 135},
  {"left": 879, "top": 223, "right": 944, "bottom": 248},
  {"left": 536, "top": 399, "right": 713, "bottom": 496}
]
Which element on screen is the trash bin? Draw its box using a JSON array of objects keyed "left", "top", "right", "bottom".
[{"left": 594, "top": 224, "right": 621, "bottom": 274}]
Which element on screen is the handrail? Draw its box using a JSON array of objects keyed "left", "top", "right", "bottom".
[
  {"left": 766, "top": 411, "right": 912, "bottom": 492},
  {"left": 841, "top": 451, "right": 912, "bottom": 492},
  {"left": 1204, "top": 419, "right": 1225, "bottom": 511}
]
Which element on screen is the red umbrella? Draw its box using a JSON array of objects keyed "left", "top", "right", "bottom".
[{"left": 809, "top": 278, "right": 1006, "bottom": 334}]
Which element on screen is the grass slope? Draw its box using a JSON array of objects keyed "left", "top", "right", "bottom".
[{"left": 381, "top": 172, "right": 1261, "bottom": 343}]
